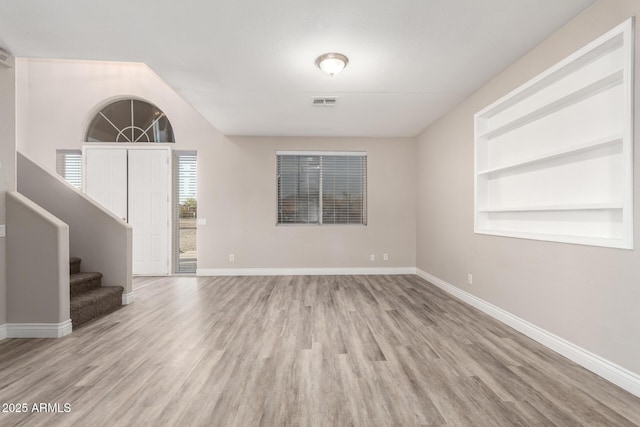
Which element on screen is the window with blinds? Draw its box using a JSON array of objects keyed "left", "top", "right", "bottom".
[
  {"left": 173, "top": 151, "right": 197, "bottom": 274},
  {"left": 277, "top": 152, "right": 367, "bottom": 225},
  {"left": 56, "top": 149, "right": 82, "bottom": 190}
]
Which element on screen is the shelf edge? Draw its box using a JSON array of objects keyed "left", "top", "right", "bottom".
[
  {"left": 478, "top": 70, "right": 623, "bottom": 140},
  {"left": 477, "top": 134, "right": 623, "bottom": 176}
]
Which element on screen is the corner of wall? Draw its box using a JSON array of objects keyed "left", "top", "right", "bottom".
[
  {"left": 414, "top": 0, "right": 640, "bottom": 385},
  {"left": 0, "top": 54, "right": 17, "bottom": 331}
]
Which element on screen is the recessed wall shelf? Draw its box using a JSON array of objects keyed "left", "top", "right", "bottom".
[
  {"left": 479, "top": 70, "right": 623, "bottom": 141},
  {"left": 477, "top": 134, "right": 623, "bottom": 176},
  {"left": 474, "top": 18, "right": 634, "bottom": 249}
]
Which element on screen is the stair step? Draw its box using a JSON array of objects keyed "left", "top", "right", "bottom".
[
  {"left": 71, "top": 286, "right": 124, "bottom": 328},
  {"left": 70, "top": 257, "right": 82, "bottom": 274},
  {"left": 70, "top": 272, "right": 103, "bottom": 297}
]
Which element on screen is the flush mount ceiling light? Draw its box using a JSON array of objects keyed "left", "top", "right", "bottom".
[{"left": 315, "top": 53, "right": 349, "bottom": 76}]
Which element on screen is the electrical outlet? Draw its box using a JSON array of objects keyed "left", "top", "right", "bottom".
[
  {"left": 0, "top": 225, "right": 5, "bottom": 237},
  {"left": 383, "top": 253, "right": 389, "bottom": 261},
  {"left": 370, "top": 254, "right": 375, "bottom": 261},
  {"left": 229, "top": 254, "right": 235, "bottom": 262},
  {"left": 468, "top": 274, "right": 473, "bottom": 285}
]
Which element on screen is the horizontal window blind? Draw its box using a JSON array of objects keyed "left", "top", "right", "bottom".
[
  {"left": 277, "top": 153, "right": 366, "bottom": 225},
  {"left": 176, "top": 153, "right": 197, "bottom": 204},
  {"left": 56, "top": 149, "right": 82, "bottom": 190},
  {"left": 322, "top": 155, "right": 367, "bottom": 224},
  {"left": 278, "top": 155, "right": 321, "bottom": 224}
]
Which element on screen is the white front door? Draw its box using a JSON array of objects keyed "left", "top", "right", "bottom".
[
  {"left": 85, "top": 148, "right": 128, "bottom": 221},
  {"left": 128, "top": 149, "right": 170, "bottom": 275},
  {"left": 85, "top": 146, "right": 170, "bottom": 275}
]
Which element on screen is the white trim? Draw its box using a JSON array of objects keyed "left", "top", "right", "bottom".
[
  {"left": 0, "top": 324, "right": 7, "bottom": 340},
  {"left": 197, "top": 267, "right": 416, "bottom": 276},
  {"left": 275, "top": 150, "right": 366, "bottom": 157},
  {"left": 415, "top": 269, "right": 640, "bottom": 398},
  {"left": 122, "top": 292, "right": 135, "bottom": 305},
  {"left": 5, "top": 320, "right": 72, "bottom": 338}
]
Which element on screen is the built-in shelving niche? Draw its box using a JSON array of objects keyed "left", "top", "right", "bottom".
[{"left": 474, "top": 18, "right": 634, "bottom": 249}]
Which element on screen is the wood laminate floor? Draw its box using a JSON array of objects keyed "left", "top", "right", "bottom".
[{"left": 0, "top": 275, "right": 639, "bottom": 426}]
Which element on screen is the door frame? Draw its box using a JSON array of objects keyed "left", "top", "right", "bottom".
[{"left": 83, "top": 144, "right": 174, "bottom": 275}]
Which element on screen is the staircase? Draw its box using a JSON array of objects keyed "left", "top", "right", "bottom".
[{"left": 70, "top": 257, "right": 124, "bottom": 328}]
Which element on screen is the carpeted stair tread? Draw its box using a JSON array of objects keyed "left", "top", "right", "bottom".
[
  {"left": 70, "top": 272, "right": 103, "bottom": 296},
  {"left": 70, "top": 271, "right": 102, "bottom": 284},
  {"left": 69, "top": 257, "right": 82, "bottom": 274},
  {"left": 68, "top": 255, "right": 124, "bottom": 328},
  {"left": 70, "top": 285, "right": 123, "bottom": 307},
  {"left": 71, "top": 286, "right": 124, "bottom": 327}
]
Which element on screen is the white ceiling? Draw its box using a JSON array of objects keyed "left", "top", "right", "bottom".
[{"left": 0, "top": 0, "right": 596, "bottom": 137}]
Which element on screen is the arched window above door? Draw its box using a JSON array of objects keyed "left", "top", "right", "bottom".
[{"left": 86, "top": 99, "right": 175, "bottom": 143}]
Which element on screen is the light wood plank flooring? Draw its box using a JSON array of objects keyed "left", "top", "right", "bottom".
[{"left": 0, "top": 275, "right": 639, "bottom": 426}]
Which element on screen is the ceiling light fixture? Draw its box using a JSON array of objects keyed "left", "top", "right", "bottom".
[{"left": 315, "top": 53, "right": 349, "bottom": 76}]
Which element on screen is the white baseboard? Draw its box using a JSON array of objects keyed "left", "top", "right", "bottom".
[
  {"left": 197, "top": 267, "right": 417, "bottom": 276},
  {"left": 0, "top": 324, "right": 7, "bottom": 340},
  {"left": 5, "top": 320, "right": 72, "bottom": 338},
  {"left": 416, "top": 269, "right": 640, "bottom": 399},
  {"left": 122, "top": 292, "right": 135, "bottom": 305}
]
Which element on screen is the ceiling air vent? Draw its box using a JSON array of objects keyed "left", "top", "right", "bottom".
[{"left": 312, "top": 97, "right": 338, "bottom": 107}]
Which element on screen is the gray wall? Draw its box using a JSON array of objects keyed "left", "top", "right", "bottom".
[
  {"left": 416, "top": 0, "right": 640, "bottom": 375},
  {"left": 16, "top": 59, "right": 417, "bottom": 271},
  {"left": 6, "top": 191, "right": 69, "bottom": 323},
  {"left": 199, "top": 135, "right": 416, "bottom": 270},
  {"left": 17, "top": 152, "right": 133, "bottom": 294},
  {"left": 0, "top": 57, "right": 16, "bottom": 327}
]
